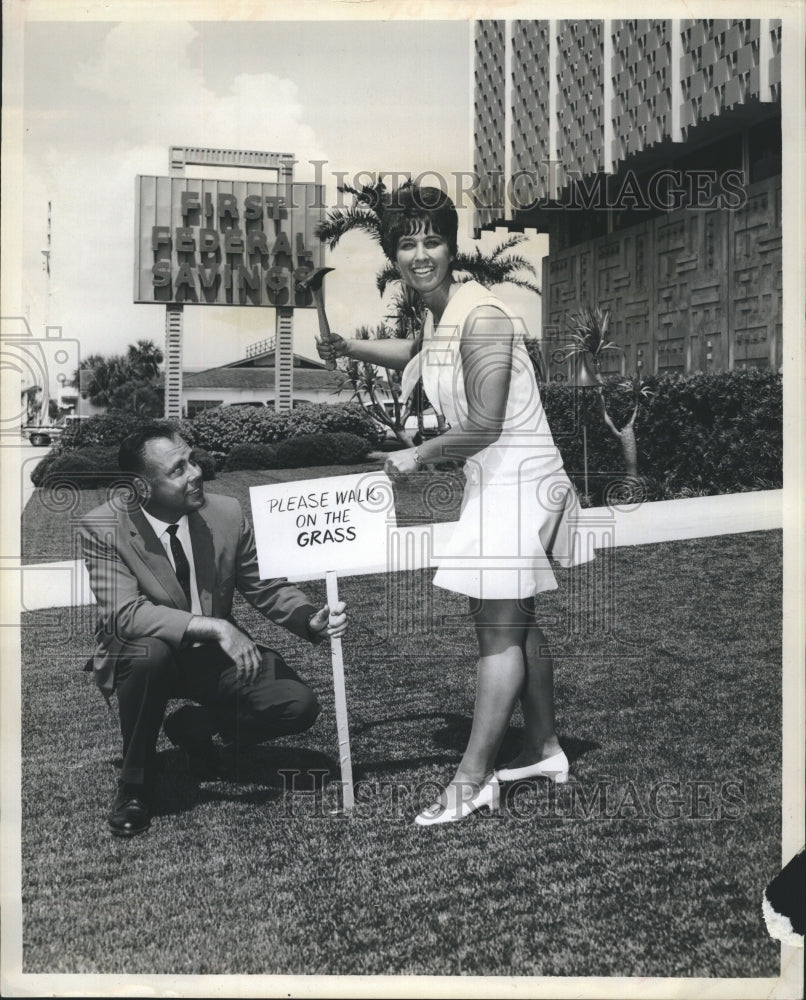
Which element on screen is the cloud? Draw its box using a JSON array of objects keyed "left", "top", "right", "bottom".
[
  {"left": 23, "top": 21, "right": 333, "bottom": 364},
  {"left": 72, "top": 22, "right": 326, "bottom": 165}
]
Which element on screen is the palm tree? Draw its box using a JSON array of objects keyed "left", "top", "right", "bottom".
[
  {"left": 316, "top": 179, "right": 544, "bottom": 441},
  {"left": 73, "top": 341, "right": 164, "bottom": 413},
  {"left": 561, "top": 306, "right": 652, "bottom": 479},
  {"left": 125, "top": 339, "right": 163, "bottom": 381}
]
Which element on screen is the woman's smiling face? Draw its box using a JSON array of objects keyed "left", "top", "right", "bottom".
[{"left": 394, "top": 221, "right": 453, "bottom": 298}]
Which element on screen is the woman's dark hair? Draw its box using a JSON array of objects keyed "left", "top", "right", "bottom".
[
  {"left": 379, "top": 184, "right": 458, "bottom": 262},
  {"left": 119, "top": 421, "right": 186, "bottom": 475}
]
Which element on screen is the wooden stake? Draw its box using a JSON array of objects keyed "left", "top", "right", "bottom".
[{"left": 326, "top": 570, "right": 354, "bottom": 813}]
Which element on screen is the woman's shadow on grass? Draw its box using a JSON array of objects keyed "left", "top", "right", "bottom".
[{"left": 352, "top": 712, "right": 599, "bottom": 777}]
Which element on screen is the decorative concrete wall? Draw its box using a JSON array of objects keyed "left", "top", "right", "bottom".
[
  {"left": 472, "top": 17, "right": 782, "bottom": 374},
  {"left": 541, "top": 174, "right": 782, "bottom": 378},
  {"left": 474, "top": 17, "right": 781, "bottom": 195}
]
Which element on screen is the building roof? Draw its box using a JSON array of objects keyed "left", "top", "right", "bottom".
[
  {"left": 229, "top": 349, "right": 328, "bottom": 370},
  {"left": 183, "top": 367, "right": 347, "bottom": 392}
]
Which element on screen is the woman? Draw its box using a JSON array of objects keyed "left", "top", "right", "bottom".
[{"left": 317, "top": 185, "right": 593, "bottom": 825}]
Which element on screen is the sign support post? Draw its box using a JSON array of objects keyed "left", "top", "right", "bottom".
[
  {"left": 250, "top": 471, "right": 394, "bottom": 817},
  {"left": 164, "top": 304, "right": 183, "bottom": 420},
  {"left": 326, "top": 569, "right": 354, "bottom": 814}
]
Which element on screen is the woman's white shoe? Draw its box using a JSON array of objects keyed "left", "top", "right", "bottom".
[
  {"left": 414, "top": 775, "right": 501, "bottom": 826},
  {"left": 494, "top": 749, "right": 569, "bottom": 783}
]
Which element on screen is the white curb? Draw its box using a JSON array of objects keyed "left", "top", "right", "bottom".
[{"left": 17, "top": 490, "right": 782, "bottom": 609}]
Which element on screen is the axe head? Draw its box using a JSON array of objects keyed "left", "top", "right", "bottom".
[{"left": 295, "top": 266, "right": 335, "bottom": 293}]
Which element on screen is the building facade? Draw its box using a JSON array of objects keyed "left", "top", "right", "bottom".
[
  {"left": 473, "top": 19, "right": 783, "bottom": 378},
  {"left": 181, "top": 337, "right": 346, "bottom": 417}
]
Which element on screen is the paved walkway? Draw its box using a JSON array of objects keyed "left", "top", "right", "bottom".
[{"left": 16, "top": 489, "right": 783, "bottom": 610}]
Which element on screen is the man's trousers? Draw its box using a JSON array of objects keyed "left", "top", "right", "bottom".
[{"left": 109, "top": 637, "right": 320, "bottom": 786}]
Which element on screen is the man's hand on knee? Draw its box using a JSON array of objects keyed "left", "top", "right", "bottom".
[
  {"left": 216, "top": 621, "right": 262, "bottom": 682},
  {"left": 186, "top": 616, "right": 262, "bottom": 682}
]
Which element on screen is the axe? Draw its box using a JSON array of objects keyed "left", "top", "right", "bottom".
[{"left": 296, "top": 266, "right": 337, "bottom": 370}]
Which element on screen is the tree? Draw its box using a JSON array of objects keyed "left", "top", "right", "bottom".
[
  {"left": 21, "top": 385, "right": 42, "bottom": 425},
  {"left": 561, "top": 306, "right": 652, "bottom": 479},
  {"left": 316, "top": 179, "right": 544, "bottom": 443},
  {"left": 73, "top": 340, "right": 164, "bottom": 417},
  {"left": 125, "top": 339, "right": 163, "bottom": 381}
]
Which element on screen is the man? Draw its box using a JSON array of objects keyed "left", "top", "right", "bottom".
[{"left": 80, "top": 422, "right": 347, "bottom": 838}]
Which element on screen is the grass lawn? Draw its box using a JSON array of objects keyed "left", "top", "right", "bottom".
[{"left": 19, "top": 465, "right": 783, "bottom": 977}]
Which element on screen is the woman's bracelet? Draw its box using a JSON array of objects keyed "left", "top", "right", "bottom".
[{"left": 413, "top": 448, "right": 426, "bottom": 468}]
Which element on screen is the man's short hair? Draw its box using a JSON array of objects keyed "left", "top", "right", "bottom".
[{"left": 119, "top": 422, "right": 186, "bottom": 475}]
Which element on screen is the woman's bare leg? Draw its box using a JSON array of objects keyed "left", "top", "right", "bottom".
[
  {"left": 446, "top": 598, "right": 531, "bottom": 788},
  {"left": 504, "top": 598, "right": 562, "bottom": 769}
]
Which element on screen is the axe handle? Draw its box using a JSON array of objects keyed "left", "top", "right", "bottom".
[{"left": 313, "top": 289, "right": 337, "bottom": 371}]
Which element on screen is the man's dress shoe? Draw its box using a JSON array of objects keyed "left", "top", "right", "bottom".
[
  {"left": 164, "top": 706, "right": 221, "bottom": 780},
  {"left": 108, "top": 785, "right": 151, "bottom": 837}
]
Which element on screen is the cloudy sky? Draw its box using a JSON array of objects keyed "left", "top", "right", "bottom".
[{"left": 16, "top": 14, "right": 547, "bottom": 379}]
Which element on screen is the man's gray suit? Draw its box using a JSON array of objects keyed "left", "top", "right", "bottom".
[{"left": 81, "top": 491, "right": 322, "bottom": 787}]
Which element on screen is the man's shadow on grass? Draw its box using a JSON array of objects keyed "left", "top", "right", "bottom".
[
  {"left": 114, "top": 716, "right": 599, "bottom": 817},
  {"left": 352, "top": 711, "right": 599, "bottom": 777},
  {"left": 120, "top": 745, "right": 342, "bottom": 816}
]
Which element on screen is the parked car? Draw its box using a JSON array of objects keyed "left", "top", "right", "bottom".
[
  {"left": 23, "top": 413, "right": 90, "bottom": 447},
  {"left": 383, "top": 410, "right": 442, "bottom": 440}
]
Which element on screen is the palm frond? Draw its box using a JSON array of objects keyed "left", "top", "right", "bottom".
[
  {"left": 376, "top": 262, "right": 402, "bottom": 296},
  {"left": 491, "top": 275, "right": 542, "bottom": 296},
  {"left": 488, "top": 234, "right": 528, "bottom": 259},
  {"left": 314, "top": 209, "right": 382, "bottom": 250},
  {"left": 338, "top": 179, "right": 388, "bottom": 211},
  {"left": 488, "top": 253, "right": 538, "bottom": 276}
]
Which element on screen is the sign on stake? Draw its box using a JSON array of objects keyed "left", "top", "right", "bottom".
[{"left": 250, "top": 471, "right": 395, "bottom": 815}]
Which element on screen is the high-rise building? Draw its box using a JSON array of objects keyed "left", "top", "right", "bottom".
[{"left": 472, "top": 19, "right": 783, "bottom": 377}]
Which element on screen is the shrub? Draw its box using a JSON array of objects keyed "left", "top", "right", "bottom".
[
  {"left": 187, "top": 402, "right": 386, "bottom": 454},
  {"left": 274, "top": 432, "right": 371, "bottom": 468},
  {"left": 31, "top": 444, "right": 216, "bottom": 488},
  {"left": 284, "top": 403, "right": 386, "bottom": 447},
  {"left": 58, "top": 412, "right": 188, "bottom": 453},
  {"left": 192, "top": 448, "right": 217, "bottom": 481},
  {"left": 185, "top": 405, "right": 282, "bottom": 453},
  {"left": 224, "top": 443, "right": 279, "bottom": 472},
  {"left": 540, "top": 369, "right": 782, "bottom": 503},
  {"left": 31, "top": 447, "right": 125, "bottom": 489}
]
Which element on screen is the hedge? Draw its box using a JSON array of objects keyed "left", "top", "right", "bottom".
[
  {"left": 40, "top": 371, "right": 781, "bottom": 498},
  {"left": 274, "top": 432, "right": 371, "bottom": 468},
  {"left": 31, "top": 446, "right": 124, "bottom": 489},
  {"left": 540, "top": 369, "right": 782, "bottom": 503},
  {"left": 185, "top": 402, "right": 386, "bottom": 455},
  {"left": 57, "top": 413, "right": 193, "bottom": 453},
  {"left": 223, "top": 443, "right": 279, "bottom": 472},
  {"left": 31, "top": 444, "right": 216, "bottom": 489}
]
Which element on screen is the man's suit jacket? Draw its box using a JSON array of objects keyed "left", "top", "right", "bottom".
[{"left": 80, "top": 492, "right": 320, "bottom": 697}]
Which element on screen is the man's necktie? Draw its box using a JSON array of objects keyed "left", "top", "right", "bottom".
[{"left": 166, "top": 524, "right": 192, "bottom": 607}]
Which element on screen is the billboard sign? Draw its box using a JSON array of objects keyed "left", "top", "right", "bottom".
[{"left": 134, "top": 176, "right": 326, "bottom": 307}]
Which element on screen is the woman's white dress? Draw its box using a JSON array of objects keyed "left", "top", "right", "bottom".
[{"left": 401, "top": 280, "right": 594, "bottom": 600}]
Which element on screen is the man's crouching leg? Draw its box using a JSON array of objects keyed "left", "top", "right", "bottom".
[
  {"left": 217, "top": 647, "right": 320, "bottom": 748},
  {"left": 108, "top": 636, "right": 178, "bottom": 837}
]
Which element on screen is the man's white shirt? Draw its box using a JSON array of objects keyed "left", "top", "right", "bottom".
[{"left": 140, "top": 507, "right": 203, "bottom": 616}]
